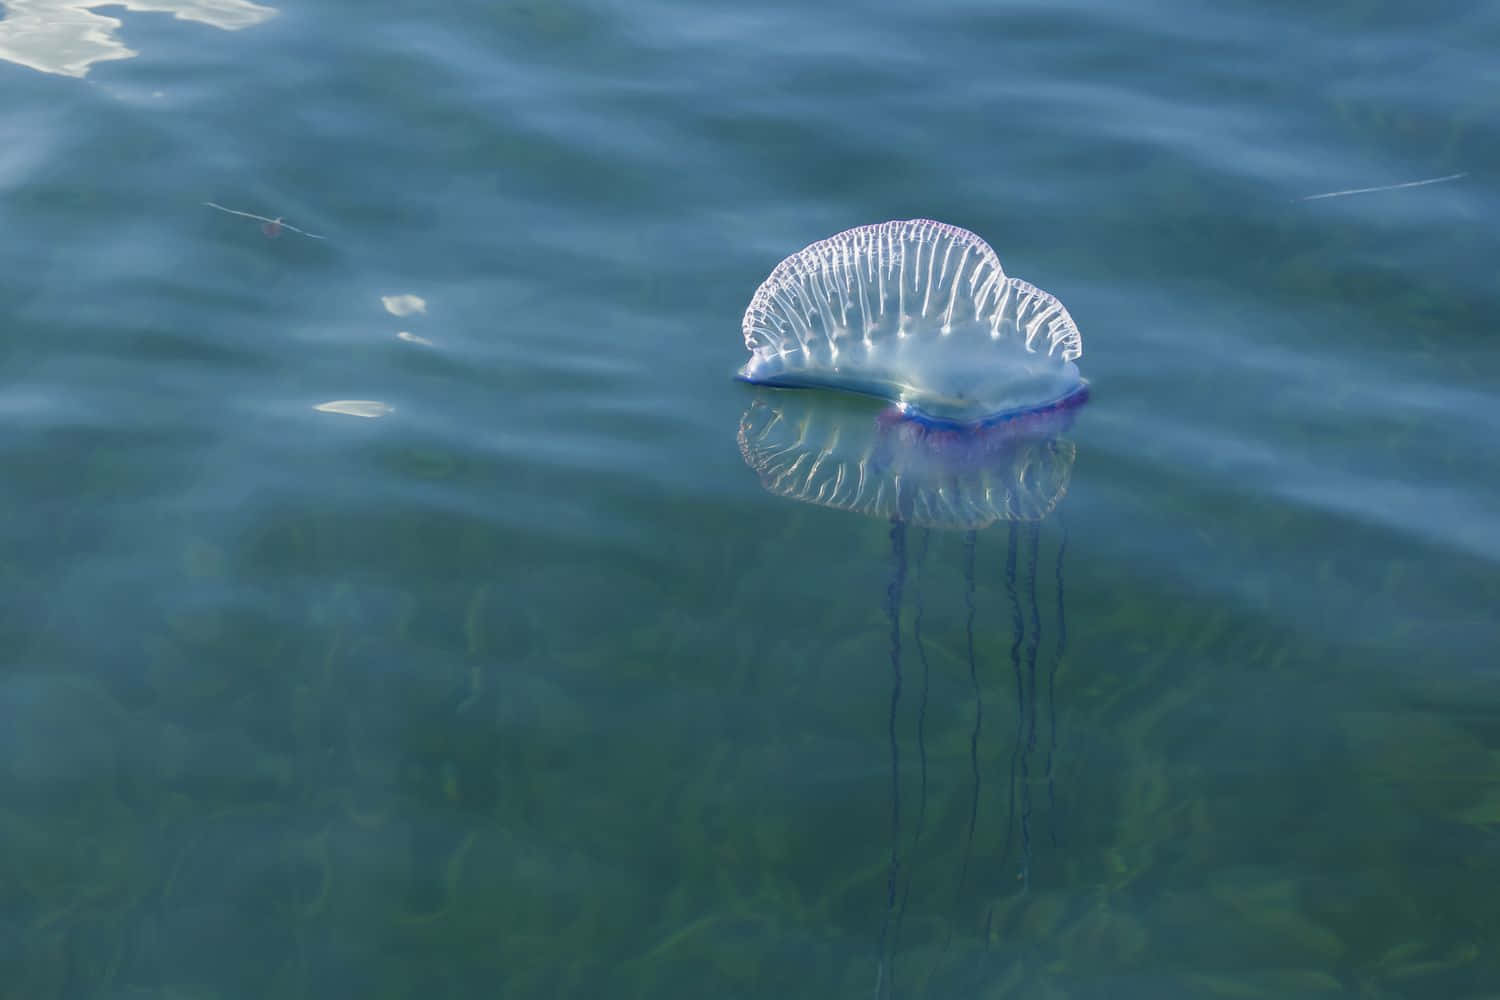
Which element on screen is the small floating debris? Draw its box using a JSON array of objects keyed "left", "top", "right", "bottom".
[
  {"left": 314, "top": 400, "right": 392, "bottom": 418},
  {"left": 1301, "top": 172, "right": 1466, "bottom": 201},
  {"left": 396, "top": 331, "right": 433, "bottom": 346},
  {"left": 382, "top": 294, "right": 426, "bottom": 317},
  {"left": 204, "top": 201, "right": 325, "bottom": 239}
]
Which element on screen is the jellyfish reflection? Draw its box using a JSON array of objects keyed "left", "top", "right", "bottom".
[{"left": 738, "top": 387, "right": 1086, "bottom": 995}]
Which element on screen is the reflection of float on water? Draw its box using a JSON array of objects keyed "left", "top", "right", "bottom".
[
  {"left": 739, "top": 389, "right": 1088, "bottom": 996},
  {"left": 738, "top": 387, "right": 1084, "bottom": 531}
]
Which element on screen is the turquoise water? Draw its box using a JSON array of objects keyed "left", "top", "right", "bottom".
[{"left": 2, "top": 0, "right": 1498, "bottom": 996}]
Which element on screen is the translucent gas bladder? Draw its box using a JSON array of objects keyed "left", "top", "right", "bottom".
[{"left": 739, "top": 219, "right": 1085, "bottom": 425}]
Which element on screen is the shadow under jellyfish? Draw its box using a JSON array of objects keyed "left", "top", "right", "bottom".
[{"left": 736, "top": 220, "right": 1090, "bottom": 995}]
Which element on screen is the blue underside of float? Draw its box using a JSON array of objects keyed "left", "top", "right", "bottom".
[{"left": 735, "top": 372, "right": 1091, "bottom": 431}]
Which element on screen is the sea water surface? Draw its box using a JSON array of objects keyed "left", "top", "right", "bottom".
[{"left": 2, "top": 0, "right": 1498, "bottom": 997}]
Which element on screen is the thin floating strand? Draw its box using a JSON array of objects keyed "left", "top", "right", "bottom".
[
  {"left": 1300, "top": 172, "right": 1466, "bottom": 201},
  {"left": 204, "top": 201, "right": 326, "bottom": 239}
]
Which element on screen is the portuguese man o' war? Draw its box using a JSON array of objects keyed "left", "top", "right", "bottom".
[
  {"left": 737, "top": 221, "right": 1090, "bottom": 991},
  {"left": 739, "top": 219, "right": 1087, "bottom": 426}
]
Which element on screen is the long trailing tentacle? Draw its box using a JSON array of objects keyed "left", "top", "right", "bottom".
[
  {"left": 892, "top": 528, "right": 934, "bottom": 960},
  {"left": 1047, "top": 508, "right": 1067, "bottom": 847},
  {"left": 1000, "top": 523, "right": 1024, "bottom": 887},
  {"left": 1019, "top": 522, "right": 1042, "bottom": 891},
  {"left": 875, "top": 516, "right": 908, "bottom": 998},
  {"left": 951, "top": 530, "right": 982, "bottom": 923}
]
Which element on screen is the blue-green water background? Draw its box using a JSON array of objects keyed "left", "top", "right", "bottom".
[{"left": 3, "top": 0, "right": 1499, "bottom": 997}]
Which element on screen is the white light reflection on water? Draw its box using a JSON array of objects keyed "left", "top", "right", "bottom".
[
  {"left": 314, "top": 400, "right": 392, "bottom": 419},
  {"left": 381, "top": 294, "right": 426, "bottom": 317},
  {"left": 0, "top": 0, "right": 275, "bottom": 77}
]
